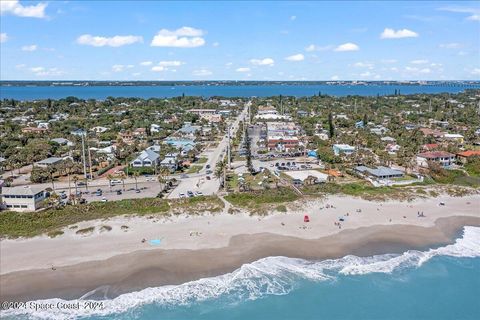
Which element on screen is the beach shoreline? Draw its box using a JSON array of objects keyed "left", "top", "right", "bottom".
[{"left": 1, "top": 194, "right": 479, "bottom": 302}]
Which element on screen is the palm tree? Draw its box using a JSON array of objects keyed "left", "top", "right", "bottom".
[
  {"left": 119, "top": 172, "right": 126, "bottom": 191},
  {"left": 106, "top": 174, "right": 114, "bottom": 192},
  {"left": 133, "top": 171, "right": 140, "bottom": 190},
  {"left": 73, "top": 175, "right": 79, "bottom": 204}
]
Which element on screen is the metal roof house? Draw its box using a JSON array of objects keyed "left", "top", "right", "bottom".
[
  {"left": 355, "top": 166, "right": 404, "bottom": 179},
  {"left": 130, "top": 149, "right": 160, "bottom": 167},
  {"left": 332, "top": 144, "right": 355, "bottom": 156},
  {"left": 35, "top": 157, "right": 64, "bottom": 168}
]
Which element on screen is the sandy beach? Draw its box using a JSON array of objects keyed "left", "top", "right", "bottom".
[{"left": 1, "top": 194, "right": 479, "bottom": 302}]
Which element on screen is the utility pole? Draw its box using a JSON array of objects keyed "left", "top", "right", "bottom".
[
  {"left": 81, "top": 134, "right": 87, "bottom": 180},
  {"left": 227, "top": 126, "right": 231, "bottom": 169},
  {"left": 88, "top": 145, "right": 93, "bottom": 181}
]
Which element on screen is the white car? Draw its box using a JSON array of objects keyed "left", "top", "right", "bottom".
[
  {"left": 101, "top": 197, "right": 108, "bottom": 202},
  {"left": 179, "top": 193, "right": 186, "bottom": 198},
  {"left": 110, "top": 179, "right": 122, "bottom": 185}
]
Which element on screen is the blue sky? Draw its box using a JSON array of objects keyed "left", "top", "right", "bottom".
[{"left": 1, "top": 0, "right": 479, "bottom": 80}]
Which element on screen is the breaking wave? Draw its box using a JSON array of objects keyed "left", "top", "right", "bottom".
[{"left": 2, "top": 226, "right": 479, "bottom": 320}]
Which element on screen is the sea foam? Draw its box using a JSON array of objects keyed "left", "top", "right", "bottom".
[{"left": 2, "top": 226, "right": 480, "bottom": 320}]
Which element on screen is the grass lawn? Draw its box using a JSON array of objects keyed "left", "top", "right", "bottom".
[
  {"left": 186, "top": 165, "right": 203, "bottom": 174},
  {"left": 197, "top": 157, "right": 208, "bottom": 164},
  {"left": 0, "top": 195, "right": 226, "bottom": 238}
]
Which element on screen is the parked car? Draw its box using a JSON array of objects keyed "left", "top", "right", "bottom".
[
  {"left": 110, "top": 179, "right": 122, "bottom": 185},
  {"left": 187, "top": 191, "right": 194, "bottom": 197},
  {"left": 135, "top": 189, "right": 141, "bottom": 193},
  {"left": 101, "top": 197, "right": 108, "bottom": 202},
  {"left": 206, "top": 176, "right": 211, "bottom": 180},
  {"left": 206, "top": 164, "right": 211, "bottom": 169},
  {"left": 179, "top": 193, "right": 186, "bottom": 198},
  {"left": 206, "top": 169, "right": 212, "bottom": 174},
  {"left": 116, "top": 190, "right": 122, "bottom": 195},
  {"left": 195, "top": 191, "right": 203, "bottom": 196}
]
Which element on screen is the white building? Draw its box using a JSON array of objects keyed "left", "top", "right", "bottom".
[
  {"left": 1, "top": 186, "right": 47, "bottom": 212},
  {"left": 150, "top": 124, "right": 161, "bottom": 133}
]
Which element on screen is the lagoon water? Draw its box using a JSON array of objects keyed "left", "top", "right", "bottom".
[
  {"left": 1, "top": 84, "right": 479, "bottom": 100},
  {"left": 3, "top": 226, "right": 479, "bottom": 320}
]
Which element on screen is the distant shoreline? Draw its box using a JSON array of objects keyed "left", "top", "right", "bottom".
[{"left": 1, "top": 80, "right": 480, "bottom": 87}]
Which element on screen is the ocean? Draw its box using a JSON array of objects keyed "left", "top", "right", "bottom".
[
  {"left": 1, "top": 84, "right": 479, "bottom": 100},
  {"left": 2, "top": 226, "right": 479, "bottom": 320}
]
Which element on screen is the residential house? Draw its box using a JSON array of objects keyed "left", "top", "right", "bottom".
[
  {"left": 416, "top": 151, "right": 456, "bottom": 168},
  {"left": 443, "top": 133, "right": 464, "bottom": 144},
  {"left": 332, "top": 144, "right": 355, "bottom": 156},
  {"left": 51, "top": 138, "right": 74, "bottom": 147},
  {"left": 150, "top": 124, "right": 161, "bottom": 133},
  {"left": 355, "top": 166, "right": 404, "bottom": 180},
  {"left": 130, "top": 149, "right": 160, "bottom": 168},
  {"left": 160, "top": 153, "right": 179, "bottom": 172},
  {"left": 35, "top": 157, "right": 64, "bottom": 168},
  {"left": 91, "top": 126, "right": 109, "bottom": 133},
  {"left": 21, "top": 127, "right": 48, "bottom": 134},
  {"left": 0, "top": 186, "right": 47, "bottom": 212},
  {"left": 456, "top": 150, "right": 480, "bottom": 165}
]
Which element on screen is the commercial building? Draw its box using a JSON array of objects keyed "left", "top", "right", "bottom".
[{"left": 1, "top": 186, "right": 47, "bottom": 212}]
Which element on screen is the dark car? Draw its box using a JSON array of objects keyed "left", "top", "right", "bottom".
[
  {"left": 116, "top": 190, "right": 122, "bottom": 195},
  {"left": 206, "top": 164, "right": 211, "bottom": 169}
]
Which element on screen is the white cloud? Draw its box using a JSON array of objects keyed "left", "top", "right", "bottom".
[
  {"left": 212, "top": 42, "right": 219, "bottom": 47},
  {"left": 290, "top": 15, "right": 296, "bottom": 21},
  {"left": 285, "top": 53, "right": 305, "bottom": 61},
  {"left": 405, "top": 66, "right": 431, "bottom": 74},
  {"left": 157, "top": 60, "right": 184, "bottom": 67},
  {"left": 30, "top": 67, "right": 44, "bottom": 73},
  {"left": 439, "top": 43, "right": 461, "bottom": 49},
  {"left": 0, "top": 0, "right": 48, "bottom": 19},
  {"left": 236, "top": 67, "right": 251, "bottom": 72},
  {"left": 353, "top": 62, "right": 374, "bottom": 69},
  {"left": 0, "top": 33, "right": 7, "bottom": 43},
  {"left": 410, "top": 59, "right": 429, "bottom": 64},
  {"left": 151, "top": 26, "right": 205, "bottom": 48},
  {"left": 16, "top": 63, "right": 26, "bottom": 69},
  {"left": 77, "top": 34, "right": 143, "bottom": 47},
  {"left": 381, "top": 59, "right": 397, "bottom": 64},
  {"left": 305, "top": 44, "right": 333, "bottom": 52},
  {"left": 21, "top": 44, "right": 37, "bottom": 51},
  {"left": 360, "top": 71, "right": 372, "bottom": 77},
  {"left": 380, "top": 28, "right": 418, "bottom": 39},
  {"left": 29, "top": 66, "right": 64, "bottom": 77},
  {"left": 151, "top": 66, "right": 165, "bottom": 72},
  {"left": 334, "top": 43, "right": 359, "bottom": 52},
  {"left": 331, "top": 75, "right": 339, "bottom": 80},
  {"left": 250, "top": 58, "right": 274, "bottom": 66},
  {"left": 132, "top": 72, "right": 141, "bottom": 77},
  {"left": 193, "top": 69, "right": 212, "bottom": 76},
  {"left": 471, "top": 68, "right": 480, "bottom": 75},
  {"left": 438, "top": 6, "right": 480, "bottom": 21},
  {"left": 140, "top": 61, "right": 153, "bottom": 66},
  {"left": 112, "top": 64, "right": 133, "bottom": 72}
]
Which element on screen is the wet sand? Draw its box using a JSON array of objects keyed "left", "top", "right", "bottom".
[{"left": 1, "top": 215, "right": 479, "bottom": 302}]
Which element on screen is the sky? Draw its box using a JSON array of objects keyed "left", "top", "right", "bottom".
[{"left": 0, "top": 0, "right": 479, "bottom": 81}]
